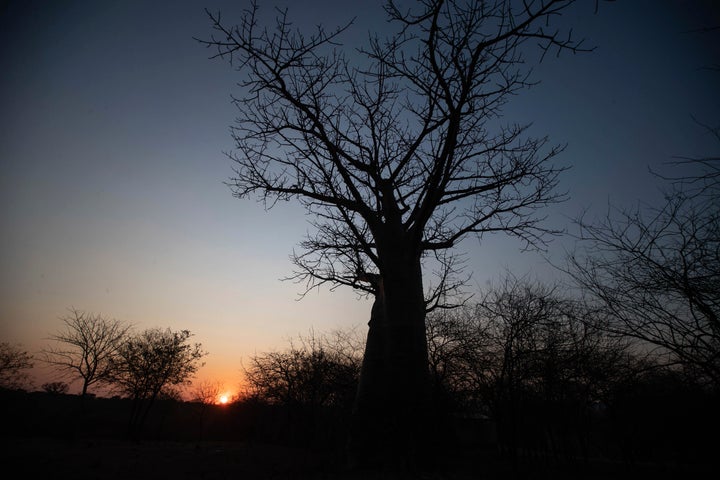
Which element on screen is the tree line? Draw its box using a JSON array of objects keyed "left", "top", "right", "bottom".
[
  {"left": 1, "top": 310, "right": 207, "bottom": 436},
  {"left": 1, "top": 147, "right": 717, "bottom": 460}
]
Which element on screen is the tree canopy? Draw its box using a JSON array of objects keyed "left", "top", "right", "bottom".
[{"left": 199, "top": 0, "right": 587, "bottom": 297}]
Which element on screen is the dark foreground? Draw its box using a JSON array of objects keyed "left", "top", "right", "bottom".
[
  {"left": 3, "top": 438, "right": 336, "bottom": 480},
  {"left": 1, "top": 389, "right": 713, "bottom": 479},
  {"left": 1, "top": 436, "right": 710, "bottom": 480}
]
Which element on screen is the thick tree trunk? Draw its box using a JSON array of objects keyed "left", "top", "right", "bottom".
[
  {"left": 348, "top": 284, "right": 387, "bottom": 468},
  {"left": 382, "top": 249, "right": 431, "bottom": 468},
  {"left": 351, "top": 279, "right": 386, "bottom": 423},
  {"left": 348, "top": 244, "right": 431, "bottom": 472}
]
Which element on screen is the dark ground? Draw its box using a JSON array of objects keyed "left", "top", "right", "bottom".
[
  {"left": 0, "top": 390, "right": 713, "bottom": 479},
  {"left": 1, "top": 436, "right": 710, "bottom": 480},
  {"left": 2, "top": 437, "right": 339, "bottom": 480}
]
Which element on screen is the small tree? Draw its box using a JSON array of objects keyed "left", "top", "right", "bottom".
[
  {"left": 426, "top": 274, "right": 635, "bottom": 461},
  {"left": 41, "top": 308, "right": 131, "bottom": 397},
  {"left": 110, "top": 328, "right": 207, "bottom": 435},
  {"left": 0, "top": 342, "right": 34, "bottom": 390},
  {"left": 191, "top": 379, "right": 223, "bottom": 405},
  {"left": 243, "top": 329, "right": 363, "bottom": 446},
  {"left": 190, "top": 379, "right": 223, "bottom": 440},
  {"left": 243, "top": 329, "right": 362, "bottom": 409},
  {"left": 42, "top": 381, "right": 69, "bottom": 395},
  {"left": 567, "top": 144, "right": 719, "bottom": 388}
]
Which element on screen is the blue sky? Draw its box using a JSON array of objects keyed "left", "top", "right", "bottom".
[{"left": 1, "top": 0, "right": 718, "bottom": 394}]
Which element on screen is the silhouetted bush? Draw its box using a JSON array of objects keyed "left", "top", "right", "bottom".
[
  {"left": 42, "top": 381, "right": 69, "bottom": 395},
  {"left": 427, "top": 276, "right": 636, "bottom": 460},
  {"left": 241, "top": 330, "right": 362, "bottom": 449}
]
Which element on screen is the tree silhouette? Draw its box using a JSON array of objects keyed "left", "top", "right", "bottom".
[
  {"left": 41, "top": 308, "right": 131, "bottom": 397},
  {"left": 191, "top": 379, "right": 223, "bottom": 405},
  {"left": 190, "top": 379, "right": 223, "bottom": 440},
  {"left": 199, "top": 0, "right": 589, "bottom": 467},
  {"left": 426, "top": 274, "right": 636, "bottom": 465},
  {"left": 109, "top": 328, "right": 207, "bottom": 436},
  {"left": 0, "top": 342, "right": 34, "bottom": 390},
  {"left": 41, "top": 381, "right": 69, "bottom": 395},
  {"left": 243, "top": 329, "right": 361, "bottom": 408},
  {"left": 568, "top": 133, "right": 720, "bottom": 389}
]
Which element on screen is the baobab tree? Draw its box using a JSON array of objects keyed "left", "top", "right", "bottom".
[{"left": 199, "top": 0, "right": 590, "bottom": 468}]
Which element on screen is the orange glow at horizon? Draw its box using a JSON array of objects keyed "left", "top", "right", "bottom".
[{"left": 218, "top": 394, "right": 230, "bottom": 405}]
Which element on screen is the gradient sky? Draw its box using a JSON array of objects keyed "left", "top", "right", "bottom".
[{"left": 1, "top": 0, "right": 718, "bottom": 396}]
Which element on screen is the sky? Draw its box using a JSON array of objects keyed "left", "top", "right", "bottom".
[{"left": 1, "top": 0, "right": 718, "bottom": 397}]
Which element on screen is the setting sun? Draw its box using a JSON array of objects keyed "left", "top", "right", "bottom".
[{"left": 218, "top": 394, "right": 229, "bottom": 405}]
